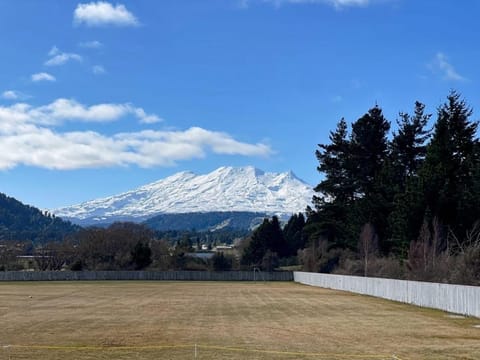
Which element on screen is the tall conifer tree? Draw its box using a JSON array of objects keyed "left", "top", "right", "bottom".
[
  {"left": 312, "top": 118, "right": 353, "bottom": 246},
  {"left": 388, "top": 102, "right": 431, "bottom": 254},
  {"left": 421, "top": 91, "right": 478, "bottom": 240}
]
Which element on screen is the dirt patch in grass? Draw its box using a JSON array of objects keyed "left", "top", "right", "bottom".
[{"left": 0, "top": 281, "right": 479, "bottom": 359}]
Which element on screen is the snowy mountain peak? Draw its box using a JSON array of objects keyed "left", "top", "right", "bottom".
[
  {"left": 53, "top": 166, "right": 314, "bottom": 225},
  {"left": 211, "top": 165, "right": 264, "bottom": 178}
]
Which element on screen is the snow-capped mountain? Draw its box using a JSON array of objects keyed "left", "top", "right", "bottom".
[{"left": 53, "top": 166, "right": 314, "bottom": 225}]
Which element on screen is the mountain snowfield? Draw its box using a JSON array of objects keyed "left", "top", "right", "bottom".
[{"left": 53, "top": 166, "right": 314, "bottom": 224}]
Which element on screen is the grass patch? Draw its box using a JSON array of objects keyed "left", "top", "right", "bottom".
[{"left": 0, "top": 281, "right": 479, "bottom": 359}]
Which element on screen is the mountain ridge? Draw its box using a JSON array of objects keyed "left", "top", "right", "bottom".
[
  {"left": 0, "top": 192, "right": 80, "bottom": 243},
  {"left": 53, "top": 166, "right": 314, "bottom": 225}
]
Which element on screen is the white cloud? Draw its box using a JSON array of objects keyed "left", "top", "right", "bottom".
[
  {"left": 74, "top": 2, "right": 139, "bottom": 27},
  {"left": 0, "top": 101, "right": 272, "bottom": 170},
  {"left": 45, "top": 47, "right": 82, "bottom": 66},
  {"left": 430, "top": 52, "right": 466, "bottom": 82},
  {"left": 79, "top": 40, "right": 103, "bottom": 48},
  {"left": 133, "top": 108, "right": 162, "bottom": 124},
  {"left": 24, "top": 98, "right": 160, "bottom": 125},
  {"left": 92, "top": 65, "right": 106, "bottom": 75},
  {"left": 31, "top": 72, "right": 56, "bottom": 82}
]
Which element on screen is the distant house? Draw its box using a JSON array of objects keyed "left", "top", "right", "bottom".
[
  {"left": 214, "top": 245, "right": 237, "bottom": 257},
  {"left": 214, "top": 245, "right": 234, "bottom": 252}
]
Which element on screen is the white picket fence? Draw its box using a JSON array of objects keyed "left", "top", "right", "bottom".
[{"left": 294, "top": 271, "right": 480, "bottom": 318}]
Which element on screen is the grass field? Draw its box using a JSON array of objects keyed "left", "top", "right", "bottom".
[{"left": 1, "top": 281, "right": 479, "bottom": 359}]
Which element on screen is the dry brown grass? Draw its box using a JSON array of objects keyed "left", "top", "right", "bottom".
[{"left": 0, "top": 281, "right": 479, "bottom": 359}]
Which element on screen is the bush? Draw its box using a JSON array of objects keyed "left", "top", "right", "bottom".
[
  {"left": 131, "top": 241, "right": 152, "bottom": 270},
  {"left": 70, "top": 260, "right": 83, "bottom": 271},
  {"left": 211, "top": 252, "right": 233, "bottom": 271}
]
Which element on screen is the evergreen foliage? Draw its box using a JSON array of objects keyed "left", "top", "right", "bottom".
[
  {"left": 283, "top": 213, "right": 306, "bottom": 256},
  {"left": 311, "top": 90, "right": 480, "bottom": 263},
  {"left": 390, "top": 101, "right": 431, "bottom": 183},
  {"left": 421, "top": 91, "right": 479, "bottom": 238},
  {"left": 131, "top": 241, "right": 152, "bottom": 270},
  {"left": 241, "top": 216, "right": 288, "bottom": 269},
  {"left": 0, "top": 193, "right": 80, "bottom": 243},
  {"left": 350, "top": 106, "right": 391, "bottom": 197},
  {"left": 312, "top": 119, "right": 353, "bottom": 246},
  {"left": 211, "top": 252, "right": 233, "bottom": 271},
  {"left": 144, "top": 211, "right": 266, "bottom": 231}
]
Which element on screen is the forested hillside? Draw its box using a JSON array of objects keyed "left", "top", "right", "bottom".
[
  {"left": 0, "top": 193, "right": 80, "bottom": 243},
  {"left": 144, "top": 211, "right": 267, "bottom": 231}
]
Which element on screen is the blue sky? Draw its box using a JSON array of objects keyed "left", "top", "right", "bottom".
[{"left": 0, "top": 0, "right": 479, "bottom": 209}]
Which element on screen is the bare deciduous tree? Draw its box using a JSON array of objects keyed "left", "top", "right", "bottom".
[{"left": 359, "top": 223, "right": 378, "bottom": 277}]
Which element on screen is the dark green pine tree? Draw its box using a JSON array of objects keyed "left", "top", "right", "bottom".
[
  {"left": 211, "top": 252, "right": 233, "bottom": 271},
  {"left": 131, "top": 241, "right": 152, "bottom": 270},
  {"left": 283, "top": 213, "right": 306, "bottom": 256},
  {"left": 388, "top": 102, "right": 431, "bottom": 255},
  {"left": 388, "top": 176, "right": 426, "bottom": 256},
  {"left": 241, "top": 216, "right": 287, "bottom": 267},
  {"left": 421, "top": 91, "right": 479, "bottom": 243},
  {"left": 311, "top": 118, "right": 354, "bottom": 247},
  {"left": 348, "top": 106, "right": 391, "bottom": 251},
  {"left": 314, "top": 118, "right": 355, "bottom": 204},
  {"left": 265, "top": 216, "right": 288, "bottom": 257},
  {"left": 350, "top": 105, "right": 391, "bottom": 196},
  {"left": 465, "top": 143, "right": 480, "bottom": 230},
  {"left": 391, "top": 101, "right": 431, "bottom": 184}
]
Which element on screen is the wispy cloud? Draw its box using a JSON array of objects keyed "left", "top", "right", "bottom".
[
  {"left": 2, "top": 90, "right": 18, "bottom": 100},
  {"left": 326, "top": 0, "right": 369, "bottom": 7},
  {"left": 243, "top": 0, "right": 373, "bottom": 9},
  {"left": 92, "top": 65, "right": 106, "bottom": 75},
  {"left": 0, "top": 100, "right": 271, "bottom": 170},
  {"left": 45, "top": 46, "right": 82, "bottom": 66},
  {"left": 237, "top": 0, "right": 250, "bottom": 8},
  {"left": 331, "top": 95, "right": 343, "bottom": 103},
  {"left": 429, "top": 52, "right": 466, "bottom": 82},
  {"left": 2, "top": 90, "right": 23, "bottom": 100},
  {"left": 74, "top": 1, "right": 139, "bottom": 27},
  {"left": 31, "top": 72, "right": 56, "bottom": 82},
  {"left": 79, "top": 40, "right": 103, "bottom": 48}
]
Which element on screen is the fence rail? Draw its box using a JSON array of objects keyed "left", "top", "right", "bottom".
[
  {"left": 0, "top": 270, "right": 293, "bottom": 282},
  {"left": 294, "top": 271, "right": 480, "bottom": 318}
]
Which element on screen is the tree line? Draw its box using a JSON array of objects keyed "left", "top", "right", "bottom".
[
  {"left": 240, "top": 91, "right": 480, "bottom": 285},
  {"left": 0, "top": 193, "right": 80, "bottom": 243},
  {"left": 0, "top": 222, "right": 241, "bottom": 272}
]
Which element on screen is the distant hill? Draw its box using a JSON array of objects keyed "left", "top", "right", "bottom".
[
  {"left": 143, "top": 211, "right": 268, "bottom": 232},
  {"left": 0, "top": 193, "right": 80, "bottom": 243},
  {"left": 53, "top": 166, "right": 313, "bottom": 226}
]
